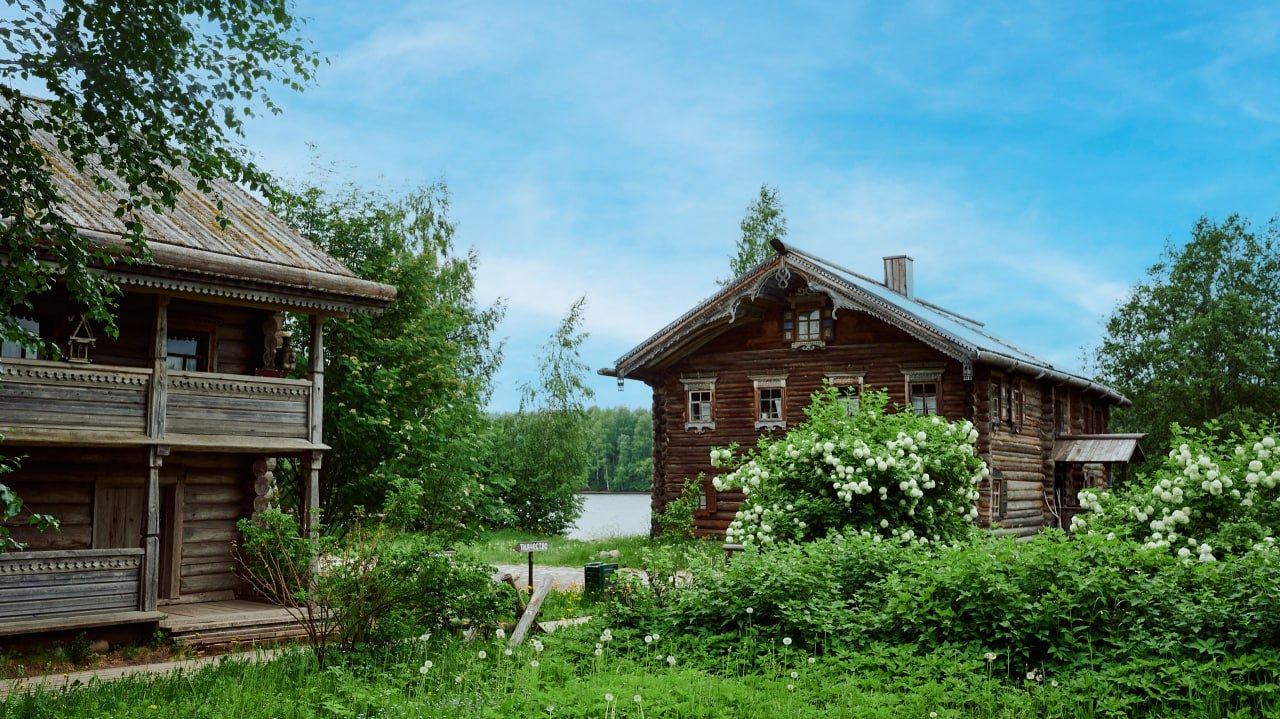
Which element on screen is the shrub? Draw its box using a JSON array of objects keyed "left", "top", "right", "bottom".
[
  {"left": 235, "top": 515, "right": 508, "bottom": 666},
  {"left": 655, "top": 476, "right": 700, "bottom": 540},
  {"left": 1075, "top": 421, "right": 1280, "bottom": 559},
  {"left": 710, "top": 387, "right": 987, "bottom": 547}
]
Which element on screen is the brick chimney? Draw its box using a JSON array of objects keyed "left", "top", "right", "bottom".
[{"left": 883, "top": 255, "right": 914, "bottom": 298}]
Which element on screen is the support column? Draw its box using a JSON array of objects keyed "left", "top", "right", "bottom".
[
  {"left": 141, "top": 297, "right": 170, "bottom": 612},
  {"left": 304, "top": 315, "right": 326, "bottom": 539},
  {"left": 141, "top": 445, "right": 167, "bottom": 612}
]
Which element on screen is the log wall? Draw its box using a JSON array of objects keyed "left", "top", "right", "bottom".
[
  {"left": 0, "top": 450, "right": 254, "bottom": 603},
  {"left": 650, "top": 302, "right": 967, "bottom": 536}
]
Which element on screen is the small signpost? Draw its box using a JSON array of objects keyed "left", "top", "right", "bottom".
[{"left": 514, "top": 540, "right": 550, "bottom": 590}]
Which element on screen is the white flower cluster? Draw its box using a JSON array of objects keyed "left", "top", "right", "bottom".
[
  {"left": 713, "top": 410, "right": 986, "bottom": 546},
  {"left": 1078, "top": 432, "right": 1280, "bottom": 560}
]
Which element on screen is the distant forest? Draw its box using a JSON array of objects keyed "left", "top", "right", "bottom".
[{"left": 582, "top": 407, "right": 653, "bottom": 491}]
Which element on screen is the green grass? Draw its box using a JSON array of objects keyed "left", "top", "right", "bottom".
[
  {"left": 456, "top": 529, "right": 722, "bottom": 569},
  {"left": 6, "top": 628, "right": 1276, "bottom": 718}
]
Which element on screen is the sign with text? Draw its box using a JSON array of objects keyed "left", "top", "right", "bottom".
[{"left": 514, "top": 541, "right": 549, "bottom": 553}]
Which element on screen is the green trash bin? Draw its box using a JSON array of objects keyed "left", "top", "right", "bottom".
[{"left": 584, "top": 562, "right": 618, "bottom": 597}]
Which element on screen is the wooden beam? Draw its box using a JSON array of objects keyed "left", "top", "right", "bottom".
[{"left": 508, "top": 575, "right": 553, "bottom": 647}]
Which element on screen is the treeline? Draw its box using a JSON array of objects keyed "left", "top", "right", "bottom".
[
  {"left": 485, "top": 406, "right": 653, "bottom": 493},
  {"left": 583, "top": 407, "right": 653, "bottom": 491}
]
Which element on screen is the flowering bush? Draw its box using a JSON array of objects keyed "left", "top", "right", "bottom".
[
  {"left": 1075, "top": 422, "right": 1280, "bottom": 559},
  {"left": 710, "top": 387, "right": 988, "bottom": 546}
]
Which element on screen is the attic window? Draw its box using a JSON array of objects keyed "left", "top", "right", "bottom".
[
  {"left": 784, "top": 296, "right": 832, "bottom": 350},
  {"left": 752, "top": 375, "right": 788, "bottom": 430},
  {"left": 1, "top": 316, "right": 40, "bottom": 359},
  {"left": 680, "top": 376, "right": 717, "bottom": 432}
]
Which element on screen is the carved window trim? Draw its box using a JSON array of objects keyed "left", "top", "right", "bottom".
[
  {"left": 900, "top": 364, "right": 943, "bottom": 416},
  {"left": 752, "top": 374, "right": 788, "bottom": 430},
  {"left": 680, "top": 376, "right": 717, "bottom": 432}
]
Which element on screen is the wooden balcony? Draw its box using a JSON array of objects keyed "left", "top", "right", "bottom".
[{"left": 0, "top": 358, "right": 319, "bottom": 452}]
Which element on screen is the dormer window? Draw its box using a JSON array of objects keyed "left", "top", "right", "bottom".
[
  {"left": 796, "top": 308, "right": 822, "bottom": 342},
  {"left": 1, "top": 316, "right": 40, "bottom": 359},
  {"left": 783, "top": 292, "right": 833, "bottom": 350},
  {"left": 681, "top": 376, "right": 716, "bottom": 432}
]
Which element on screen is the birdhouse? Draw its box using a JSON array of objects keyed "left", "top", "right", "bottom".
[{"left": 67, "top": 314, "right": 96, "bottom": 363}]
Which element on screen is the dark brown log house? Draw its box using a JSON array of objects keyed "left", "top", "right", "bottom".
[{"left": 602, "top": 242, "right": 1144, "bottom": 539}]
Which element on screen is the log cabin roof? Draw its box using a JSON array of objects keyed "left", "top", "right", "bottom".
[
  {"left": 22, "top": 108, "right": 396, "bottom": 314},
  {"left": 603, "top": 242, "right": 1129, "bottom": 406}
]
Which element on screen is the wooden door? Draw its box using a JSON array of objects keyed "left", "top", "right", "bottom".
[{"left": 93, "top": 485, "right": 144, "bottom": 549}]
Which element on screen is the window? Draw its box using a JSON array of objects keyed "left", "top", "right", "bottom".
[
  {"left": 900, "top": 364, "right": 943, "bottom": 417},
  {"left": 909, "top": 382, "right": 938, "bottom": 416},
  {"left": 784, "top": 300, "right": 831, "bottom": 349},
  {"left": 1012, "top": 384, "right": 1025, "bottom": 433},
  {"left": 990, "top": 380, "right": 1003, "bottom": 431},
  {"left": 796, "top": 308, "right": 822, "bottom": 342},
  {"left": 0, "top": 316, "right": 40, "bottom": 359},
  {"left": 752, "top": 375, "right": 787, "bottom": 430},
  {"left": 990, "top": 465, "right": 1006, "bottom": 522},
  {"left": 680, "top": 376, "right": 716, "bottom": 432},
  {"left": 827, "top": 373, "right": 864, "bottom": 416},
  {"left": 166, "top": 332, "right": 209, "bottom": 371}
]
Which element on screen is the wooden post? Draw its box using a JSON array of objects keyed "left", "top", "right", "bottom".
[
  {"left": 303, "top": 315, "right": 325, "bottom": 539},
  {"left": 139, "top": 297, "right": 170, "bottom": 612},
  {"left": 141, "top": 446, "right": 165, "bottom": 612},
  {"left": 303, "top": 451, "right": 322, "bottom": 539}
]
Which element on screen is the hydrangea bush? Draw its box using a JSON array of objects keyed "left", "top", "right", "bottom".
[
  {"left": 1075, "top": 422, "right": 1280, "bottom": 560},
  {"left": 710, "top": 387, "right": 988, "bottom": 547}
]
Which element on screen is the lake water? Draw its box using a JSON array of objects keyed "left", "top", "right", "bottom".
[{"left": 567, "top": 492, "right": 651, "bottom": 540}]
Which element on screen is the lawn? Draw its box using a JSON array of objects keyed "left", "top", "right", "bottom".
[
  {"left": 5, "top": 624, "right": 1276, "bottom": 718},
  {"left": 455, "top": 529, "right": 722, "bottom": 569}
]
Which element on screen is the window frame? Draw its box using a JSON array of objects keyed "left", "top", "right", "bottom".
[
  {"left": 166, "top": 320, "right": 217, "bottom": 373},
  {"left": 752, "top": 375, "right": 788, "bottom": 430},
  {"left": 827, "top": 373, "right": 864, "bottom": 416},
  {"left": 900, "top": 364, "right": 944, "bottom": 417},
  {"left": 680, "top": 376, "right": 717, "bottom": 432}
]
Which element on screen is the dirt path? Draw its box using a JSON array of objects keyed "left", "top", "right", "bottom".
[
  {"left": 493, "top": 564, "right": 587, "bottom": 591},
  {"left": 0, "top": 648, "right": 282, "bottom": 698}
]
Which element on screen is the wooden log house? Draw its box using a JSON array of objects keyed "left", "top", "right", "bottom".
[
  {"left": 0, "top": 127, "right": 395, "bottom": 637},
  {"left": 602, "top": 241, "right": 1144, "bottom": 539}
]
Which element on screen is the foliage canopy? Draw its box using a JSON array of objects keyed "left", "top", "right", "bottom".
[
  {"left": 274, "top": 181, "right": 505, "bottom": 537},
  {"left": 1094, "top": 214, "right": 1280, "bottom": 455},
  {"left": 720, "top": 183, "right": 786, "bottom": 286},
  {"left": 0, "top": 0, "right": 318, "bottom": 345}
]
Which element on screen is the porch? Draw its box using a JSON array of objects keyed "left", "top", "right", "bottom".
[{"left": 0, "top": 550, "right": 304, "bottom": 648}]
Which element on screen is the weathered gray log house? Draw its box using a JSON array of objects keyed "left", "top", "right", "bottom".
[
  {"left": 0, "top": 129, "right": 394, "bottom": 638},
  {"left": 603, "top": 241, "right": 1144, "bottom": 539}
]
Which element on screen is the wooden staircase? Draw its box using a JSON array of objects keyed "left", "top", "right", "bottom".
[{"left": 160, "top": 600, "right": 310, "bottom": 649}]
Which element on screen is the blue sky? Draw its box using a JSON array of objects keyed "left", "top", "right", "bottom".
[{"left": 239, "top": 2, "right": 1280, "bottom": 412}]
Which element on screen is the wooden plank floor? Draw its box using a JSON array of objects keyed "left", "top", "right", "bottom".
[{"left": 159, "top": 600, "right": 295, "bottom": 633}]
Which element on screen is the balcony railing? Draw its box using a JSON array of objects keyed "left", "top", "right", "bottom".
[{"left": 0, "top": 358, "right": 312, "bottom": 444}]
